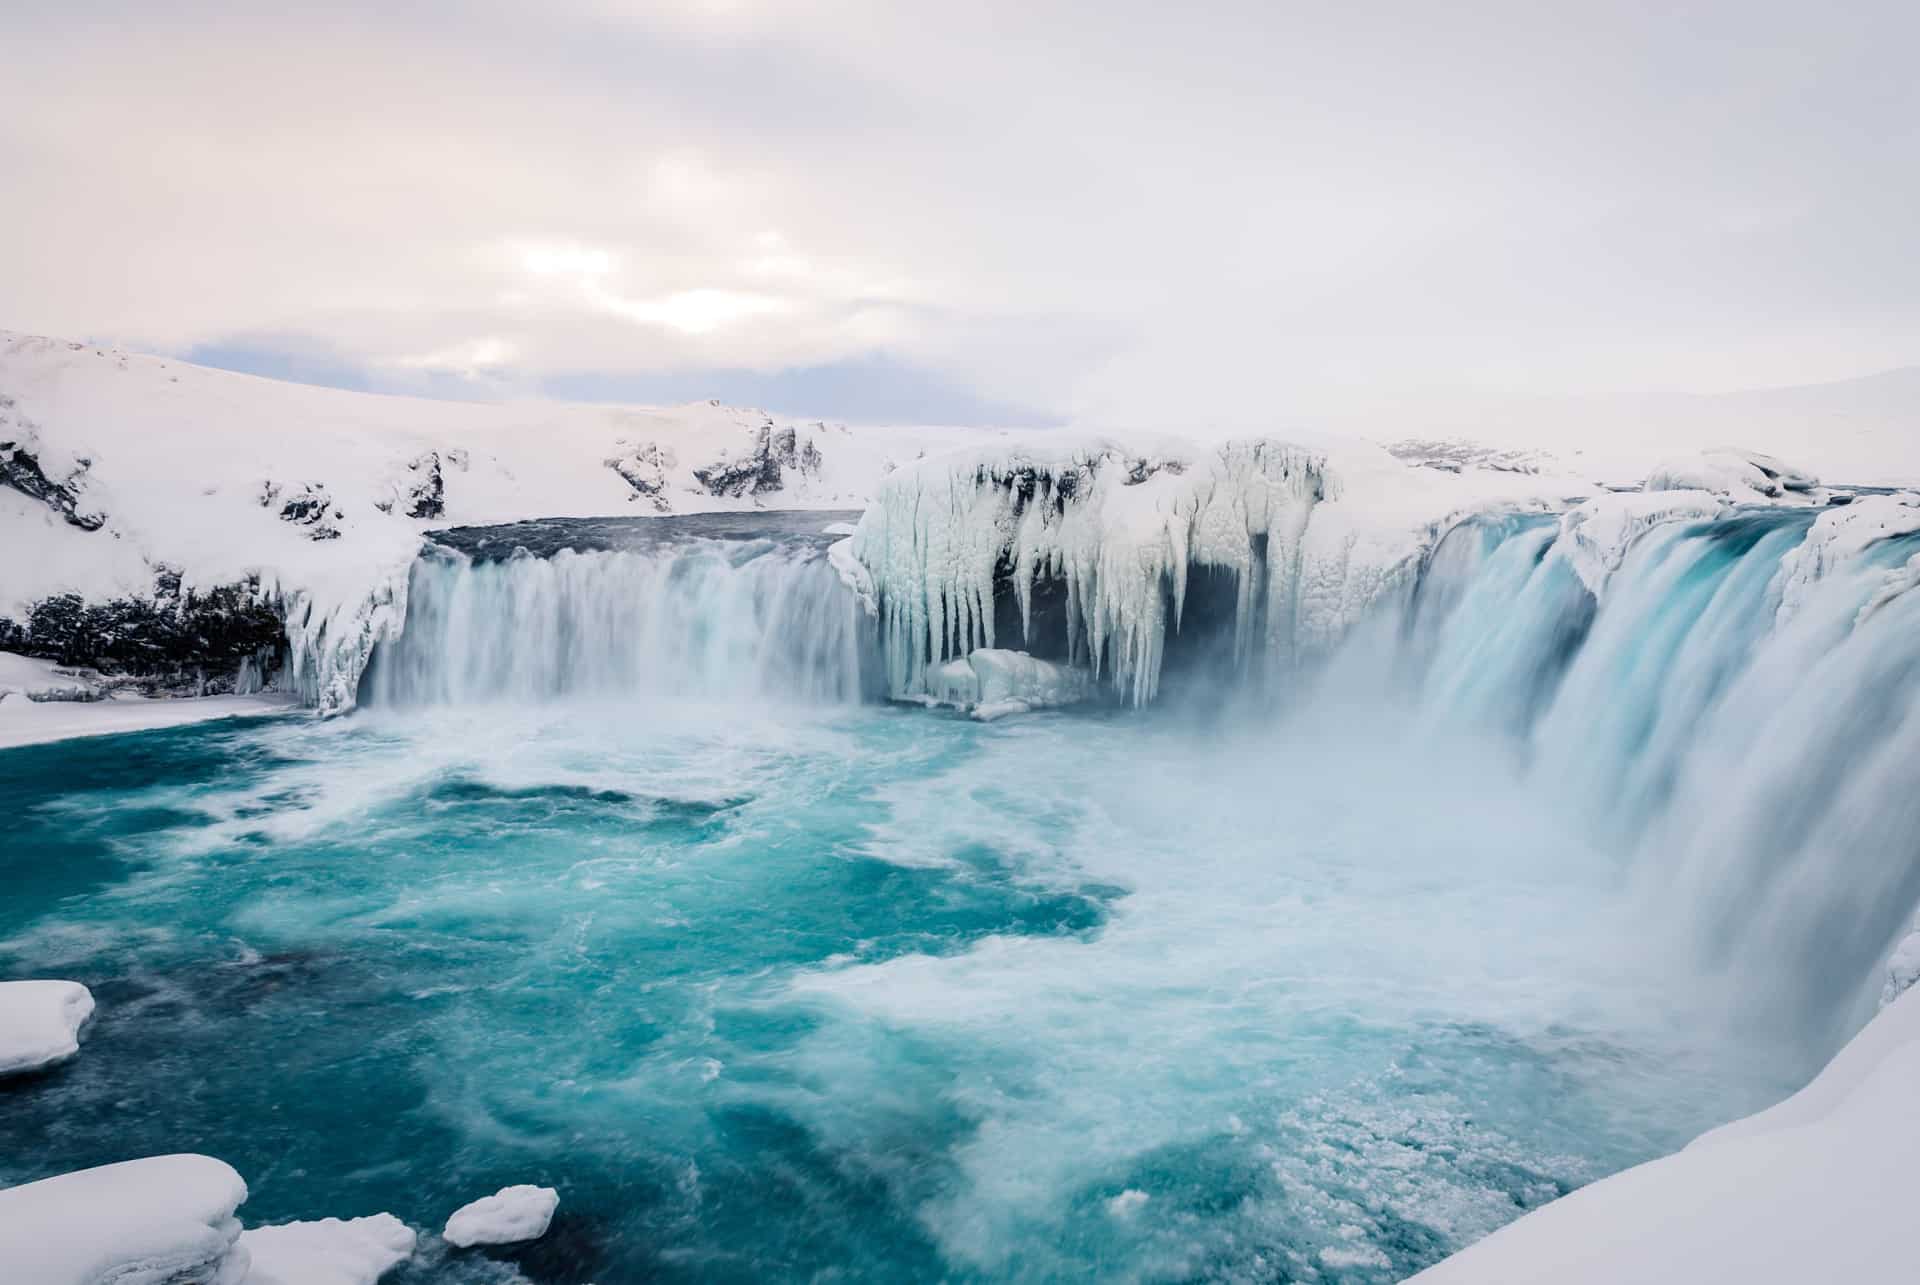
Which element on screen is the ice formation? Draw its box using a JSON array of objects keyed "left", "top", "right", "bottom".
[
  {"left": 928, "top": 648, "right": 1093, "bottom": 719},
  {"left": 849, "top": 439, "right": 1386, "bottom": 705},
  {"left": 0, "top": 1154, "right": 251, "bottom": 1285},
  {"left": 238, "top": 1215, "right": 416, "bottom": 1285},
  {"left": 0, "top": 978, "right": 94, "bottom": 1076},
  {"left": 442, "top": 1185, "right": 559, "bottom": 1248},
  {"left": 1551, "top": 490, "right": 1727, "bottom": 596}
]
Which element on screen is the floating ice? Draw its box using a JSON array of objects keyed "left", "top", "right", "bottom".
[
  {"left": 239, "top": 1215, "right": 416, "bottom": 1285},
  {"left": 442, "top": 1185, "right": 559, "bottom": 1248},
  {"left": 0, "top": 978, "right": 94, "bottom": 1076}
]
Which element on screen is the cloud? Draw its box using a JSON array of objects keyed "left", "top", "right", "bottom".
[{"left": 3, "top": 1, "right": 1918, "bottom": 428}]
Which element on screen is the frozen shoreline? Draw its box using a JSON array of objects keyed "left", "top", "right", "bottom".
[{"left": 0, "top": 652, "right": 297, "bottom": 750}]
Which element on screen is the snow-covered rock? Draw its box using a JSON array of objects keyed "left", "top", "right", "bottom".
[
  {"left": 1412, "top": 984, "right": 1920, "bottom": 1284},
  {"left": 0, "top": 1154, "right": 251, "bottom": 1285},
  {"left": 0, "top": 978, "right": 94, "bottom": 1076},
  {"left": 239, "top": 1215, "right": 416, "bottom": 1285},
  {"left": 1645, "top": 448, "right": 1818, "bottom": 500},
  {"left": 442, "top": 1185, "right": 559, "bottom": 1248},
  {"left": 929, "top": 648, "right": 1094, "bottom": 719}
]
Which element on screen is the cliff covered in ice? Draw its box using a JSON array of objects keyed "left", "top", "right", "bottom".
[{"left": 847, "top": 434, "right": 1590, "bottom": 705}]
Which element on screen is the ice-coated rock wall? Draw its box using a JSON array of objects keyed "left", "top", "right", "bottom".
[{"left": 849, "top": 439, "right": 1352, "bottom": 705}]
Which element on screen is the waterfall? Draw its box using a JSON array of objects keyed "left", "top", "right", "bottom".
[
  {"left": 1395, "top": 499, "right": 1920, "bottom": 1040},
  {"left": 361, "top": 534, "right": 872, "bottom": 708}
]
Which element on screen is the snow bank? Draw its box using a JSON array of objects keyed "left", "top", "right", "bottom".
[
  {"left": 0, "top": 979, "right": 94, "bottom": 1075},
  {"left": 0, "top": 1154, "right": 250, "bottom": 1285},
  {"left": 1413, "top": 985, "right": 1920, "bottom": 1284},
  {"left": 928, "top": 648, "right": 1094, "bottom": 719},
  {"left": 442, "top": 1184, "right": 558, "bottom": 1248},
  {"left": 238, "top": 1215, "right": 416, "bottom": 1285},
  {"left": 0, "top": 652, "right": 297, "bottom": 751}
]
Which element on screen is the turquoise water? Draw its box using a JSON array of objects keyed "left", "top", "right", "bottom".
[{"left": 0, "top": 694, "right": 1801, "bottom": 1283}]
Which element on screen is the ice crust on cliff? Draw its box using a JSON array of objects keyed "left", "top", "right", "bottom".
[
  {"left": 849, "top": 436, "right": 1586, "bottom": 705},
  {"left": 0, "top": 978, "right": 94, "bottom": 1076}
]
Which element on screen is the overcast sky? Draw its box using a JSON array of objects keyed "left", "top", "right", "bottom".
[{"left": 3, "top": 1, "right": 1916, "bottom": 427}]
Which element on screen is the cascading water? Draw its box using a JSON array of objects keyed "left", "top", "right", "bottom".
[
  {"left": 1383, "top": 499, "right": 1920, "bottom": 1042},
  {"left": 361, "top": 519, "right": 875, "bottom": 708}
]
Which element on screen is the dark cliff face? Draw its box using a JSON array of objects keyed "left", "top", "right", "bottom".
[{"left": 1, "top": 572, "right": 286, "bottom": 694}]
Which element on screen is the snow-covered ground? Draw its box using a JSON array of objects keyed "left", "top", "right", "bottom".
[
  {"left": 0, "top": 650, "right": 296, "bottom": 751},
  {"left": 1412, "top": 983, "right": 1920, "bottom": 1284},
  {"left": 0, "top": 1154, "right": 251, "bottom": 1285}
]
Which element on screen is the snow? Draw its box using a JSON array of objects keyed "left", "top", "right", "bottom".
[
  {"left": 0, "top": 979, "right": 94, "bottom": 1076},
  {"left": 928, "top": 648, "right": 1094, "bottom": 719},
  {"left": 0, "top": 1154, "right": 251, "bottom": 1285},
  {"left": 441, "top": 1184, "right": 559, "bottom": 1248},
  {"left": 1412, "top": 984, "right": 1920, "bottom": 1284},
  {"left": 0, "top": 651, "right": 297, "bottom": 750},
  {"left": 1880, "top": 919, "right": 1920, "bottom": 1009},
  {"left": 238, "top": 1215, "right": 416, "bottom": 1285},
  {"left": 1644, "top": 447, "right": 1820, "bottom": 500}
]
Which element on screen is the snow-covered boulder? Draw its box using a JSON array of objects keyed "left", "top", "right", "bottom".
[
  {"left": 1553, "top": 491, "right": 1727, "bottom": 597},
  {"left": 929, "top": 648, "right": 1093, "bottom": 719},
  {"left": 239, "top": 1214, "right": 416, "bottom": 1285},
  {"left": 1645, "top": 448, "right": 1817, "bottom": 500},
  {"left": 442, "top": 1185, "right": 558, "bottom": 1248},
  {"left": 0, "top": 979, "right": 95, "bottom": 1076},
  {"left": 0, "top": 1154, "right": 250, "bottom": 1285},
  {"left": 1412, "top": 984, "right": 1920, "bottom": 1283}
]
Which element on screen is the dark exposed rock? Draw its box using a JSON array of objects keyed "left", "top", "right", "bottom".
[
  {"left": 604, "top": 442, "right": 674, "bottom": 511},
  {"left": 1, "top": 572, "right": 286, "bottom": 694},
  {"left": 0, "top": 397, "right": 106, "bottom": 530},
  {"left": 692, "top": 419, "right": 823, "bottom": 499},
  {"left": 402, "top": 451, "right": 445, "bottom": 519},
  {"left": 1122, "top": 456, "right": 1186, "bottom": 486},
  {"left": 263, "top": 480, "right": 342, "bottom": 540}
]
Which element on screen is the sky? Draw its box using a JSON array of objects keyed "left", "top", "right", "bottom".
[{"left": 2, "top": 0, "right": 1917, "bottom": 429}]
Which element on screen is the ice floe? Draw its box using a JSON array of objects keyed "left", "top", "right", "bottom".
[
  {"left": 442, "top": 1184, "right": 559, "bottom": 1248},
  {"left": 0, "top": 978, "right": 94, "bottom": 1075}
]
